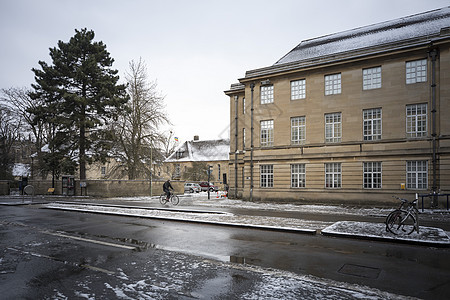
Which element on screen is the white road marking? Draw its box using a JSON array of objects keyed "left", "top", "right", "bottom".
[{"left": 42, "top": 231, "right": 137, "bottom": 250}]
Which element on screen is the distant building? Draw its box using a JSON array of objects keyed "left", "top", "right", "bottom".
[
  {"left": 225, "top": 7, "right": 450, "bottom": 205},
  {"left": 163, "top": 136, "right": 229, "bottom": 187}
]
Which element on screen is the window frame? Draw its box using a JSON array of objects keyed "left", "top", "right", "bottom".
[
  {"left": 406, "top": 59, "right": 427, "bottom": 84},
  {"left": 325, "top": 113, "right": 342, "bottom": 143},
  {"left": 291, "top": 116, "right": 306, "bottom": 145},
  {"left": 406, "top": 103, "right": 427, "bottom": 138},
  {"left": 325, "top": 73, "right": 342, "bottom": 95},
  {"left": 260, "top": 164, "right": 274, "bottom": 188},
  {"left": 260, "top": 85, "right": 274, "bottom": 104},
  {"left": 260, "top": 120, "right": 274, "bottom": 147},
  {"left": 406, "top": 160, "right": 428, "bottom": 190},
  {"left": 363, "top": 66, "right": 382, "bottom": 90},
  {"left": 291, "top": 79, "right": 306, "bottom": 100},
  {"left": 325, "top": 163, "right": 341, "bottom": 188},
  {"left": 291, "top": 164, "right": 306, "bottom": 188},
  {"left": 363, "top": 108, "right": 382, "bottom": 141},
  {"left": 363, "top": 162, "right": 382, "bottom": 189}
]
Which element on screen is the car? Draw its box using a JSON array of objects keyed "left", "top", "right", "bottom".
[
  {"left": 184, "top": 183, "right": 201, "bottom": 193},
  {"left": 199, "top": 181, "right": 219, "bottom": 192}
]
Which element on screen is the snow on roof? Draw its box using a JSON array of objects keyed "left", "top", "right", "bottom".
[
  {"left": 165, "top": 139, "right": 230, "bottom": 163},
  {"left": 12, "top": 163, "right": 31, "bottom": 177},
  {"left": 274, "top": 7, "right": 450, "bottom": 66}
]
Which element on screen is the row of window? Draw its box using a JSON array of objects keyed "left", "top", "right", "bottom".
[
  {"left": 258, "top": 161, "right": 428, "bottom": 190},
  {"left": 255, "top": 103, "right": 427, "bottom": 147},
  {"left": 258, "top": 58, "right": 427, "bottom": 104}
]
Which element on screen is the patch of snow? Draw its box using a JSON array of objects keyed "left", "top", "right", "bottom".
[{"left": 322, "top": 221, "right": 450, "bottom": 245}]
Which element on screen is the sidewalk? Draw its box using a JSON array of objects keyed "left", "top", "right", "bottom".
[{"left": 2, "top": 194, "right": 450, "bottom": 247}]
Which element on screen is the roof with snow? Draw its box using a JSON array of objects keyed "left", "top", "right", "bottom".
[
  {"left": 244, "top": 7, "right": 450, "bottom": 79},
  {"left": 12, "top": 163, "right": 31, "bottom": 177},
  {"left": 165, "top": 139, "right": 230, "bottom": 163}
]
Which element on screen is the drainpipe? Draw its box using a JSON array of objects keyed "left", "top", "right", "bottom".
[
  {"left": 429, "top": 47, "right": 439, "bottom": 207},
  {"left": 234, "top": 95, "right": 238, "bottom": 199},
  {"left": 250, "top": 83, "right": 255, "bottom": 202}
]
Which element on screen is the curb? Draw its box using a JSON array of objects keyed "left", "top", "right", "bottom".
[
  {"left": 321, "top": 230, "right": 450, "bottom": 248},
  {"left": 41, "top": 205, "right": 317, "bottom": 235}
]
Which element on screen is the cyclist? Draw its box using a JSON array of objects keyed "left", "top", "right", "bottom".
[{"left": 163, "top": 179, "right": 173, "bottom": 201}]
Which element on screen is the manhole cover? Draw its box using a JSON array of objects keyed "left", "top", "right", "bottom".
[{"left": 338, "top": 264, "right": 381, "bottom": 279}]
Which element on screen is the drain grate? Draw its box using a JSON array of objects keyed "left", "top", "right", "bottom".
[{"left": 338, "top": 264, "right": 381, "bottom": 279}]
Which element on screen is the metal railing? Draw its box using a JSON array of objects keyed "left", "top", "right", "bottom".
[{"left": 418, "top": 193, "right": 450, "bottom": 212}]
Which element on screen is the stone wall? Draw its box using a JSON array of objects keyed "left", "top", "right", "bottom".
[{"left": 0, "top": 179, "right": 184, "bottom": 198}]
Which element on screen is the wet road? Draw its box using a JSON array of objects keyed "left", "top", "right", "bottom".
[{"left": 1, "top": 205, "right": 449, "bottom": 299}]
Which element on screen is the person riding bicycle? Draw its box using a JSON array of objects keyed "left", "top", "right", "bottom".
[{"left": 163, "top": 179, "right": 174, "bottom": 201}]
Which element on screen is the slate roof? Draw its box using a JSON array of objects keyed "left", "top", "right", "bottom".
[
  {"left": 165, "top": 139, "right": 230, "bottom": 162},
  {"left": 244, "top": 7, "right": 450, "bottom": 79}
]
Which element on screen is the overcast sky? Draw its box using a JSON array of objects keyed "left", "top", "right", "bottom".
[{"left": 1, "top": 0, "right": 448, "bottom": 144}]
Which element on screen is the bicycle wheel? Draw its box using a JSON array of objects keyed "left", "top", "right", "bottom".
[
  {"left": 386, "top": 210, "right": 416, "bottom": 235},
  {"left": 160, "top": 193, "right": 167, "bottom": 205},
  {"left": 170, "top": 194, "right": 180, "bottom": 206}
]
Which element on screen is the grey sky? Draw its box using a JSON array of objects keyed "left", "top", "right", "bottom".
[{"left": 1, "top": 0, "right": 448, "bottom": 143}]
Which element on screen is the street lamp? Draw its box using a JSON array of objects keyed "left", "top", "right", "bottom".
[{"left": 207, "top": 165, "right": 213, "bottom": 200}]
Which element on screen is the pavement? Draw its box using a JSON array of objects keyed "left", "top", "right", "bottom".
[{"left": 1, "top": 193, "right": 450, "bottom": 247}]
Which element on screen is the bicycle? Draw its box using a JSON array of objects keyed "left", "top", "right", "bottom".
[
  {"left": 159, "top": 191, "right": 180, "bottom": 206},
  {"left": 385, "top": 195, "right": 419, "bottom": 235}
]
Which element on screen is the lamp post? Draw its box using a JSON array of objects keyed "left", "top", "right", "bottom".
[{"left": 207, "top": 165, "right": 212, "bottom": 200}]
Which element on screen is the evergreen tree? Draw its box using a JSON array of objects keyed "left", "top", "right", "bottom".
[{"left": 30, "top": 28, "right": 128, "bottom": 179}]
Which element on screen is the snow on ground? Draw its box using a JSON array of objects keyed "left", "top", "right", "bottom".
[
  {"left": 48, "top": 246, "right": 413, "bottom": 300},
  {"left": 322, "top": 221, "right": 450, "bottom": 245}
]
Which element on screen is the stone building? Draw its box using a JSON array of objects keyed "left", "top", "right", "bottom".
[
  {"left": 163, "top": 137, "right": 229, "bottom": 189},
  {"left": 225, "top": 7, "right": 450, "bottom": 205}
]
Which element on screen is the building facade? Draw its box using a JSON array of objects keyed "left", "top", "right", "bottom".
[
  {"left": 225, "top": 7, "right": 450, "bottom": 205},
  {"left": 163, "top": 137, "right": 229, "bottom": 189}
]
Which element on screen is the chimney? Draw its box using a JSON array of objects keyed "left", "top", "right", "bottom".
[{"left": 194, "top": 135, "right": 199, "bottom": 141}]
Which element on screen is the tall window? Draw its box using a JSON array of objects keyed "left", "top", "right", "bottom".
[
  {"left": 325, "top": 113, "right": 342, "bottom": 143},
  {"left": 242, "top": 128, "right": 246, "bottom": 149},
  {"left": 325, "top": 163, "right": 341, "bottom": 188},
  {"left": 406, "top": 59, "right": 427, "bottom": 84},
  {"left": 406, "top": 104, "right": 427, "bottom": 138},
  {"left": 291, "top": 164, "right": 305, "bottom": 188},
  {"left": 260, "top": 165, "right": 273, "bottom": 188},
  {"left": 291, "top": 79, "right": 306, "bottom": 100},
  {"left": 325, "top": 73, "right": 341, "bottom": 95},
  {"left": 363, "top": 162, "right": 382, "bottom": 189},
  {"left": 260, "top": 120, "right": 274, "bottom": 147},
  {"left": 291, "top": 116, "right": 306, "bottom": 145},
  {"left": 363, "top": 108, "right": 382, "bottom": 141},
  {"left": 407, "top": 161, "right": 428, "bottom": 189},
  {"left": 175, "top": 164, "right": 181, "bottom": 177},
  {"left": 101, "top": 166, "right": 106, "bottom": 176},
  {"left": 363, "top": 66, "right": 381, "bottom": 90},
  {"left": 243, "top": 97, "right": 246, "bottom": 114},
  {"left": 242, "top": 167, "right": 245, "bottom": 188},
  {"left": 261, "top": 85, "right": 274, "bottom": 104},
  {"left": 218, "top": 164, "right": 221, "bottom": 180}
]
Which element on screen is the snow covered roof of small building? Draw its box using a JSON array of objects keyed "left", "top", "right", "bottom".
[
  {"left": 245, "top": 7, "right": 450, "bottom": 79},
  {"left": 165, "top": 139, "right": 230, "bottom": 163},
  {"left": 12, "top": 163, "right": 31, "bottom": 177}
]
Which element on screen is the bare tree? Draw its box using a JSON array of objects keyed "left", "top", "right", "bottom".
[
  {"left": 0, "top": 104, "right": 22, "bottom": 179},
  {"left": 1, "top": 87, "right": 49, "bottom": 178},
  {"left": 110, "top": 58, "right": 169, "bottom": 179}
]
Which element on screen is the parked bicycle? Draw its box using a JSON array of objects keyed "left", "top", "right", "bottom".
[
  {"left": 159, "top": 191, "right": 180, "bottom": 206},
  {"left": 385, "top": 195, "right": 419, "bottom": 235}
]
